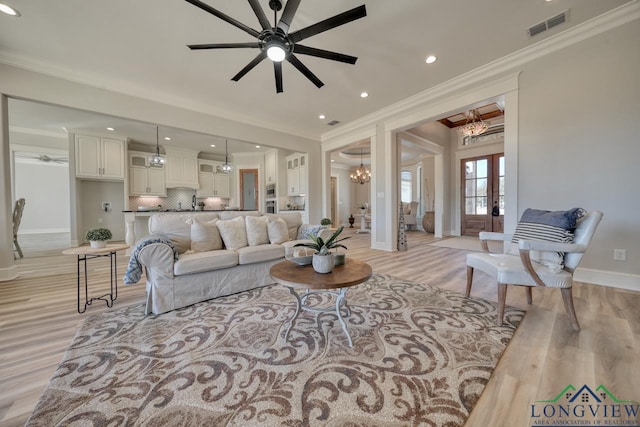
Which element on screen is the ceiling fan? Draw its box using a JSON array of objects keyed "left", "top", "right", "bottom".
[
  {"left": 184, "top": 0, "right": 367, "bottom": 93},
  {"left": 15, "top": 153, "right": 69, "bottom": 164}
]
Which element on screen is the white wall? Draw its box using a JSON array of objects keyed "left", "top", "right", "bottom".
[
  {"left": 14, "top": 160, "right": 70, "bottom": 233},
  {"left": 516, "top": 20, "right": 640, "bottom": 276}
]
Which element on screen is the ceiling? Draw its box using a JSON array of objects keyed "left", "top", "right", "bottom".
[{"left": 0, "top": 0, "right": 629, "bottom": 141}]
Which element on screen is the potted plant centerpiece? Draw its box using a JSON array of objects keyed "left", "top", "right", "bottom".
[
  {"left": 295, "top": 226, "right": 350, "bottom": 274},
  {"left": 85, "top": 227, "right": 112, "bottom": 249},
  {"left": 320, "top": 218, "right": 332, "bottom": 226}
]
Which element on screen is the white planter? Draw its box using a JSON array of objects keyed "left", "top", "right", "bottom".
[
  {"left": 90, "top": 240, "right": 107, "bottom": 249},
  {"left": 312, "top": 253, "right": 335, "bottom": 274}
]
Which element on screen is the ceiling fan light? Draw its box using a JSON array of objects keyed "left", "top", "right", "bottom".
[{"left": 267, "top": 44, "right": 286, "bottom": 62}]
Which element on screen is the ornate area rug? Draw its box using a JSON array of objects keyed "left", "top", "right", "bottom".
[{"left": 27, "top": 273, "right": 524, "bottom": 426}]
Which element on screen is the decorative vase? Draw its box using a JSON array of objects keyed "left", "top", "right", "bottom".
[
  {"left": 312, "top": 253, "right": 335, "bottom": 274},
  {"left": 422, "top": 211, "right": 435, "bottom": 234},
  {"left": 90, "top": 240, "right": 107, "bottom": 249}
]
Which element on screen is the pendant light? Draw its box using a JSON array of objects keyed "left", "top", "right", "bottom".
[
  {"left": 221, "top": 139, "right": 232, "bottom": 172},
  {"left": 149, "top": 126, "right": 166, "bottom": 167},
  {"left": 350, "top": 148, "right": 371, "bottom": 185}
]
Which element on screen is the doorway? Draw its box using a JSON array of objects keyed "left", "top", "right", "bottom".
[
  {"left": 239, "top": 169, "right": 258, "bottom": 211},
  {"left": 461, "top": 153, "right": 504, "bottom": 236}
]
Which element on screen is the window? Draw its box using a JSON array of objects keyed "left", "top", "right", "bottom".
[{"left": 401, "top": 170, "right": 412, "bottom": 203}]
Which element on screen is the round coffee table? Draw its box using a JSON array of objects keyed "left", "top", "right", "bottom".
[{"left": 270, "top": 258, "right": 372, "bottom": 347}]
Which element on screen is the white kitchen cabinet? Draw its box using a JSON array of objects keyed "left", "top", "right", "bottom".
[
  {"left": 265, "top": 149, "right": 277, "bottom": 184},
  {"left": 165, "top": 147, "right": 199, "bottom": 189},
  {"left": 286, "top": 153, "right": 308, "bottom": 196},
  {"left": 75, "top": 135, "right": 125, "bottom": 180},
  {"left": 196, "top": 160, "right": 230, "bottom": 198},
  {"left": 128, "top": 151, "right": 166, "bottom": 196}
]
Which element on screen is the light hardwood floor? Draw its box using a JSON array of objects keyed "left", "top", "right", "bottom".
[{"left": 1, "top": 230, "right": 638, "bottom": 426}]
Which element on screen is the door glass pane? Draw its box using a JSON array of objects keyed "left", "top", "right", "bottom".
[
  {"left": 476, "top": 197, "right": 487, "bottom": 215},
  {"left": 465, "top": 180, "right": 475, "bottom": 197},
  {"left": 499, "top": 156, "right": 505, "bottom": 176},
  {"left": 465, "top": 162, "right": 475, "bottom": 179},
  {"left": 499, "top": 196, "right": 505, "bottom": 215},
  {"left": 476, "top": 178, "right": 487, "bottom": 196},
  {"left": 477, "top": 159, "right": 488, "bottom": 178},
  {"left": 465, "top": 198, "right": 475, "bottom": 215}
]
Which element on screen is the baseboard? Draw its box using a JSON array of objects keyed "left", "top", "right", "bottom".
[
  {"left": 19, "top": 228, "right": 70, "bottom": 235},
  {"left": 0, "top": 265, "right": 19, "bottom": 281},
  {"left": 574, "top": 268, "right": 640, "bottom": 292}
]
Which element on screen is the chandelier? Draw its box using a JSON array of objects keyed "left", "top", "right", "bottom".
[
  {"left": 221, "top": 140, "right": 232, "bottom": 173},
  {"left": 350, "top": 148, "right": 371, "bottom": 185},
  {"left": 458, "top": 109, "right": 489, "bottom": 137},
  {"left": 149, "top": 126, "right": 166, "bottom": 167}
]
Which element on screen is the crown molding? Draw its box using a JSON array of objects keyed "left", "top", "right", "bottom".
[
  {"left": 9, "top": 125, "right": 67, "bottom": 138},
  {"left": 0, "top": 52, "right": 319, "bottom": 142},
  {"left": 321, "top": 0, "right": 640, "bottom": 143}
]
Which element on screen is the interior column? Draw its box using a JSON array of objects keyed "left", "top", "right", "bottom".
[{"left": 0, "top": 93, "right": 19, "bottom": 281}]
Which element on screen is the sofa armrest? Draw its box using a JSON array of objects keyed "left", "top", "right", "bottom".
[{"left": 136, "top": 238, "right": 177, "bottom": 275}]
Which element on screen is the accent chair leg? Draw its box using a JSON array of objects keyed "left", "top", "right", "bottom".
[
  {"left": 465, "top": 266, "right": 474, "bottom": 297},
  {"left": 561, "top": 287, "right": 580, "bottom": 332},
  {"left": 497, "top": 283, "right": 508, "bottom": 326},
  {"left": 14, "top": 236, "right": 23, "bottom": 259},
  {"left": 525, "top": 287, "right": 533, "bottom": 304}
]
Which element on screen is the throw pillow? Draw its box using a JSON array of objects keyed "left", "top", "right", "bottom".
[
  {"left": 297, "top": 224, "right": 326, "bottom": 240},
  {"left": 245, "top": 215, "right": 269, "bottom": 246},
  {"left": 190, "top": 218, "right": 222, "bottom": 252},
  {"left": 267, "top": 217, "right": 289, "bottom": 244},
  {"left": 216, "top": 216, "right": 248, "bottom": 251},
  {"left": 509, "top": 208, "right": 585, "bottom": 272}
]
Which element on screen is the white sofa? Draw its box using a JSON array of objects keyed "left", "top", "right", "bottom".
[{"left": 135, "top": 211, "right": 323, "bottom": 314}]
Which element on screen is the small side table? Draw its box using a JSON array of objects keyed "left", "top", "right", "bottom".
[{"left": 63, "top": 243, "right": 129, "bottom": 313}]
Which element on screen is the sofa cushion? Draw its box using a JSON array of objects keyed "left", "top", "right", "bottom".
[
  {"left": 190, "top": 218, "right": 223, "bottom": 252},
  {"left": 236, "top": 244, "right": 284, "bottom": 265},
  {"left": 174, "top": 250, "right": 238, "bottom": 275},
  {"left": 297, "top": 224, "right": 326, "bottom": 240},
  {"left": 268, "top": 212, "right": 302, "bottom": 240},
  {"left": 267, "top": 217, "right": 289, "bottom": 244},
  {"left": 245, "top": 215, "right": 269, "bottom": 246},
  {"left": 149, "top": 213, "right": 219, "bottom": 254},
  {"left": 216, "top": 216, "right": 248, "bottom": 250}
]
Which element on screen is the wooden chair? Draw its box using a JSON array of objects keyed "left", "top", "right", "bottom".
[
  {"left": 466, "top": 210, "right": 603, "bottom": 331},
  {"left": 13, "top": 198, "right": 25, "bottom": 259}
]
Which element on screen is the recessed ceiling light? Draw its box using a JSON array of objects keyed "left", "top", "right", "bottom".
[
  {"left": 331, "top": 159, "right": 335, "bottom": 162},
  {"left": 426, "top": 55, "right": 437, "bottom": 64},
  {"left": 164, "top": 137, "right": 171, "bottom": 141},
  {"left": 319, "top": 114, "right": 326, "bottom": 120},
  {"left": 0, "top": 3, "right": 20, "bottom": 16},
  {"left": 360, "top": 92, "right": 369, "bottom": 98},
  {"left": 106, "top": 127, "right": 115, "bottom": 131},
  {"left": 256, "top": 145, "right": 261, "bottom": 149},
  {"left": 210, "top": 144, "right": 216, "bottom": 148}
]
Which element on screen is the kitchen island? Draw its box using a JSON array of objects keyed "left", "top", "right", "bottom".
[{"left": 123, "top": 210, "right": 257, "bottom": 254}]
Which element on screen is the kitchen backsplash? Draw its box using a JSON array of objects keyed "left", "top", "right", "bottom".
[{"left": 129, "top": 188, "right": 229, "bottom": 211}]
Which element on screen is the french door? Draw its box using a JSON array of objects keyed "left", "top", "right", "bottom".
[{"left": 461, "top": 153, "right": 504, "bottom": 236}]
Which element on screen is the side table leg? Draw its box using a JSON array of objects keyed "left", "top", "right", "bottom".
[
  {"left": 335, "top": 288, "right": 353, "bottom": 347},
  {"left": 284, "top": 286, "right": 302, "bottom": 341},
  {"left": 77, "top": 255, "right": 86, "bottom": 314}
]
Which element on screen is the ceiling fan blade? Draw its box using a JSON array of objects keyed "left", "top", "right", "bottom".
[
  {"left": 247, "top": 0, "right": 271, "bottom": 31},
  {"left": 289, "top": 5, "right": 366, "bottom": 43},
  {"left": 184, "top": 0, "right": 260, "bottom": 38},
  {"left": 274, "top": 62, "right": 283, "bottom": 93},
  {"left": 294, "top": 44, "right": 357, "bottom": 64},
  {"left": 188, "top": 42, "right": 261, "bottom": 50},
  {"left": 287, "top": 54, "right": 324, "bottom": 88},
  {"left": 277, "top": 0, "right": 301, "bottom": 33},
  {"left": 231, "top": 52, "right": 267, "bottom": 81}
]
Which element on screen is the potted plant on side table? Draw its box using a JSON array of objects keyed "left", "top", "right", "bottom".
[
  {"left": 85, "top": 227, "right": 112, "bottom": 249},
  {"left": 295, "top": 226, "right": 350, "bottom": 274}
]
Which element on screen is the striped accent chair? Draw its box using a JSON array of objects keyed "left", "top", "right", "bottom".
[{"left": 465, "top": 209, "right": 603, "bottom": 331}]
